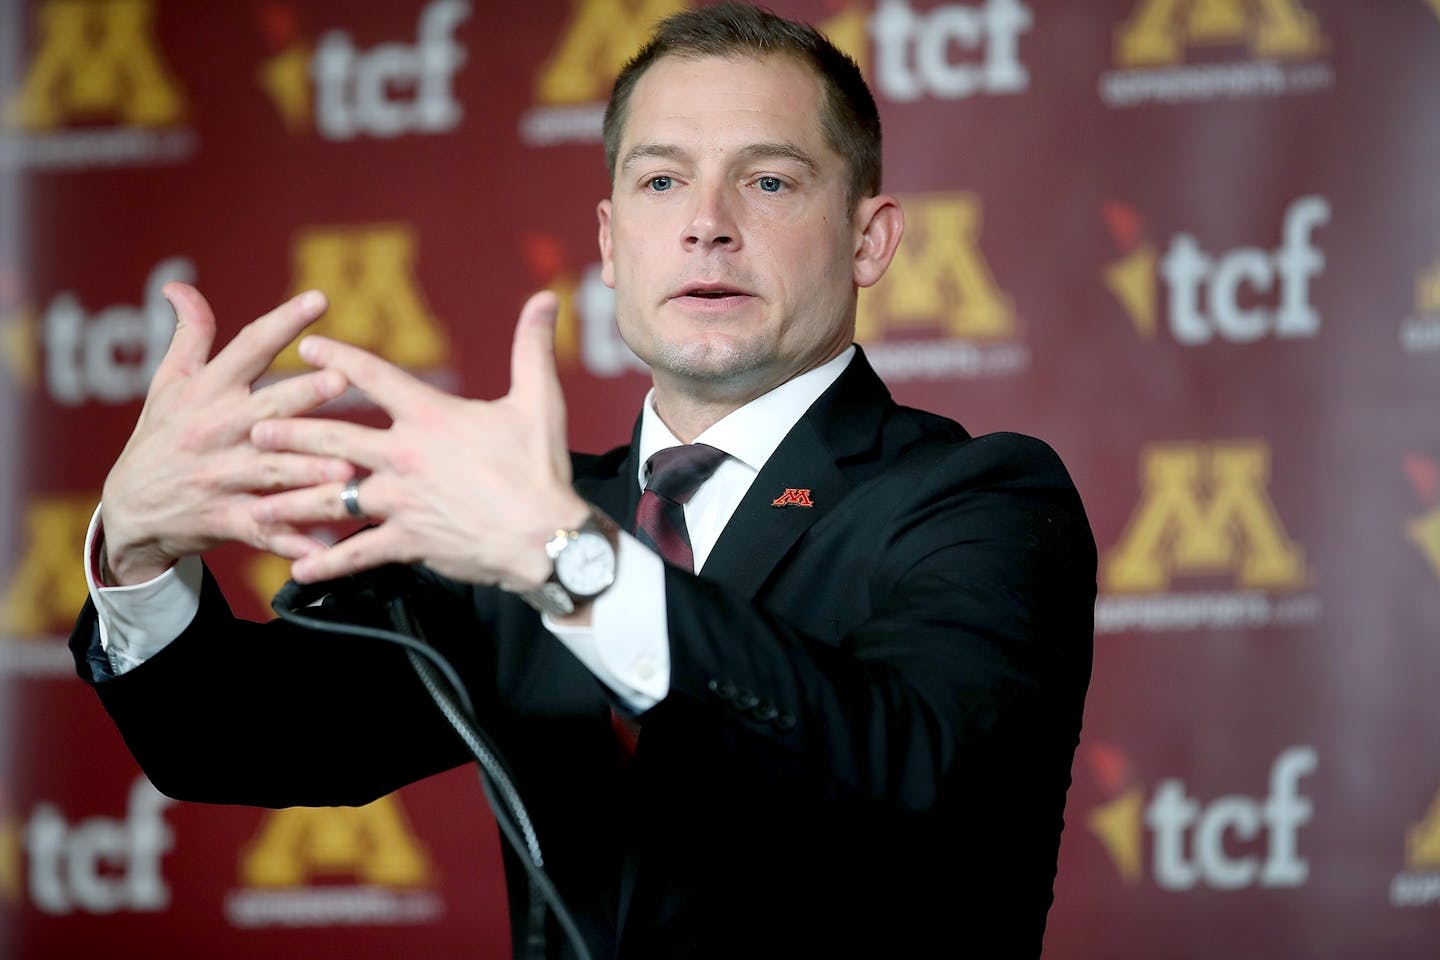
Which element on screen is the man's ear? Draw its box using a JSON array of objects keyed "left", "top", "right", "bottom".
[
  {"left": 852, "top": 195, "right": 904, "bottom": 289},
  {"left": 597, "top": 198, "right": 616, "bottom": 289}
]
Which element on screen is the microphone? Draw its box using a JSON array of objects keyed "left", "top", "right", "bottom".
[
  {"left": 271, "top": 573, "right": 374, "bottom": 617},
  {"left": 270, "top": 577, "right": 317, "bottom": 615},
  {"left": 264, "top": 566, "right": 595, "bottom": 960},
  {"left": 270, "top": 563, "right": 420, "bottom": 617}
]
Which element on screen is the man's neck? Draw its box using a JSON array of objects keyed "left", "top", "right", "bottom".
[
  {"left": 649, "top": 346, "right": 855, "bottom": 442},
  {"left": 649, "top": 388, "right": 752, "bottom": 444},
  {"left": 645, "top": 351, "right": 852, "bottom": 446}
]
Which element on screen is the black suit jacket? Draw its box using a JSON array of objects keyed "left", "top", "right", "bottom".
[{"left": 72, "top": 349, "right": 1096, "bottom": 959}]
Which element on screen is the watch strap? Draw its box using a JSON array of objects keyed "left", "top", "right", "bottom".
[{"left": 520, "top": 580, "right": 577, "bottom": 617}]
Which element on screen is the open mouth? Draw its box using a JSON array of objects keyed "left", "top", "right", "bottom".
[{"left": 672, "top": 283, "right": 753, "bottom": 302}]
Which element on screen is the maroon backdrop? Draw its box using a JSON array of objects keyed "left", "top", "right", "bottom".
[{"left": 3, "top": 0, "right": 1439, "bottom": 956}]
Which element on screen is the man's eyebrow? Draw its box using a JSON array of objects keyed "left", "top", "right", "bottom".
[
  {"left": 736, "top": 142, "right": 820, "bottom": 174},
  {"left": 620, "top": 142, "right": 687, "bottom": 172}
]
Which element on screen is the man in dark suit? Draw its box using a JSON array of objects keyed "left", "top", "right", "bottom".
[{"left": 73, "top": 5, "right": 1095, "bottom": 957}]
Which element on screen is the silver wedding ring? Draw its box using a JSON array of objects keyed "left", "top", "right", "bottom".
[{"left": 339, "top": 477, "right": 365, "bottom": 520}]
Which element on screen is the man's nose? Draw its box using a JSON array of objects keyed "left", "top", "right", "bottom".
[{"left": 683, "top": 183, "right": 740, "bottom": 250}]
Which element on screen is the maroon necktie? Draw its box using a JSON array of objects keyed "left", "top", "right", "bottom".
[
  {"left": 633, "top": 443, "right": 729, "bottom": 573},
  {"left": 612, "top": 443, "right": 727, "bottom": 760}
]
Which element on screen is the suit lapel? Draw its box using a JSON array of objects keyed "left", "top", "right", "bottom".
[
  {"left": 699, "top": 418, "right": 848, "bottom": 597},
  {"left": 699, "top": 348, "right": 893, "bottom": 599}
]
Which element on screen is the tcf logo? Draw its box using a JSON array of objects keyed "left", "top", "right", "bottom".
[
  {"left": 258, "top": 0, "right": 470, "bottom": 140},
  {"left": 1103, "top": 196, "right": 1330, "bottom": 346},
  {"left": 19, "top": 776, "right": 175, "bottom": 915},
  {"left": 39, "top": 257, "right": 194, "bottom": 406},
  {"left": 867, "top": 0, "right": 1032, "bottom": 102},
  {"left": 1085, "top": 742, "right": 1317, "bottom": 891}
]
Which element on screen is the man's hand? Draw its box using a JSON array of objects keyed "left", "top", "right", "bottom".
[
  {"left": 100, "top": 284, "right": 355, "bottom": 585},
  {"left": 248, "top": 291, "right": 589, "bottom": 589}
]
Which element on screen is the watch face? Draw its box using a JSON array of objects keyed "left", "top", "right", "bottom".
[{"left": 554, "top": 530, "right": 617, "bottom": 597}]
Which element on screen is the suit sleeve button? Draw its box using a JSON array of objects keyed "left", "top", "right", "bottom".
[
  {"left": 775, "top": 712, "right": 797, "bottom": 732},
  {"left": 734, "top": 690, "right": 760, "bottom": 710},
  {"left": 708, "top": 678, "right": 736, "bottom": 700},
  {"left": 752, "top": 701, "right": 779, "bottom": 722}
]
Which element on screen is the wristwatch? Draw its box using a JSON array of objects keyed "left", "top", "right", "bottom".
[{"left": 518, "top": 507, "right": 619, "bottom": 616}]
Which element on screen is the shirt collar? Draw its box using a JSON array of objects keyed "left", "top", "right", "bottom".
[{"left": 636, "top": 345, "right": 856, "bottom": 487}]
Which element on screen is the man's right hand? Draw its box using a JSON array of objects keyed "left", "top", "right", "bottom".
[{"left": 99, "top": 283, "right": 355, "bottom": 586}]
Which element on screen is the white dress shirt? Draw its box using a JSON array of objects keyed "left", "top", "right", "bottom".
[{"left": 84, "top": 347, "right": 856, "bottom": 713}]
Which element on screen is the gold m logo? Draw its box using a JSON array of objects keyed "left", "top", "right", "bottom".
[
  {"left": 1104, "top": 440, "right": 1307, "bottom": 592},
  {"left": 1407, "top": 508, "right": 1440, "bottom": 582},
  {"left": 276, "top": 225, "right": 450, "bottom": 371},
  {"left": 1115, "top": 0, "right": 1325, "bottom": 68},
  {"left": 240, "top": 796, "right": 432, "bottom": 887},
  {"left": 5, "top": 0, "right": 186, "bottom": 129},
  {"left": 0, "top": 495, "right": 94, "bottom": 637},
  {"left": 1418, "top": 260, "right": 1440, "bottom": 316},
  {"left": 857, "top": 193, "right": 1014, "bottom": 342},
  {"left": 535, "top": 0, "right": 687, "bottom": 104},
  {"left": 1406, "top": 791, "right": 1440, "bottom": 870}
]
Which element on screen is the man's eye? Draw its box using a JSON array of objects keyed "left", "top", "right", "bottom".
[
  {"left": 757, "top": 176, "right": 783, "bottom": 193},
  {"left": 647, "top": 176, "right": 673, "bottom": 192}
]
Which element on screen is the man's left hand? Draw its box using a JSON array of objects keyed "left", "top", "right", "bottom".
[{"left": 249, "top": 290, "right": 588, "bottom": 589}]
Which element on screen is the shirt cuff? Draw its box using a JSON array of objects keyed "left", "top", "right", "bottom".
[
  {"left": 542, "top": 530, "right": 670, "bottom": 713},
  {"left": 85, "top": 505, "right": 202, "bottom": 676}
]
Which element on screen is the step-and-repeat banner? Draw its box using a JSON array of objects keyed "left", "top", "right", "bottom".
[{"left": 2, "top": 1, "right": 1438, "bottom": 957}]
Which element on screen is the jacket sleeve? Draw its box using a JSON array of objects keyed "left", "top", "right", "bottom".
[
  {"left": 651, "top": 431, "right": 1097, "bottom": 813},
  {"left": 69, "top": 563, "right": 486, "bottom": 808}
]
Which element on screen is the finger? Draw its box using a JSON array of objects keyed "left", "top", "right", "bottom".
[
  {"left": 215, "top": 504, "right": 321, "bottom": 557},
  {"left": 244, "top": 368, "right": 349, "bottom": 422},
  {"left": 223, "top": 450, "right": 354, "bottom": 492},
  {"left": 251, "top": 417, "right": 390, "bottom": 471},
  {"left": 508, "top": 290, "right": 562, "bottom": 410},
  {"left": 250, "top": 478, "right": 377, "bottom": 527},
  {"left": 290, "top": 527, "right": 404, "bottom": 584},
  {"left": 202, "top": 289, "right": 329, "bottom": 389},
  {"left": 258, "top": 529, "right": 331, "bottom": 562},
  {"left": 297, "top": 336, "right": 430, "bottom": 418},
  {"left": 204, "top": 443, "right": 353, "bottom": 492},
  {"left": 150, "top": 282, "right": 217, "bottom": 391},
  {"left": 507, "top": 291, "right": 570, "bottom": 477}
]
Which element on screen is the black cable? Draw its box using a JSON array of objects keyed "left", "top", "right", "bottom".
[{"left": 272, "top": 582, "right": 595, "bottom": 960}]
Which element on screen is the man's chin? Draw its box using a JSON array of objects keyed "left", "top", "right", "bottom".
[{"left": 650, "top": 343, "right": 776, "bottom": 394}]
